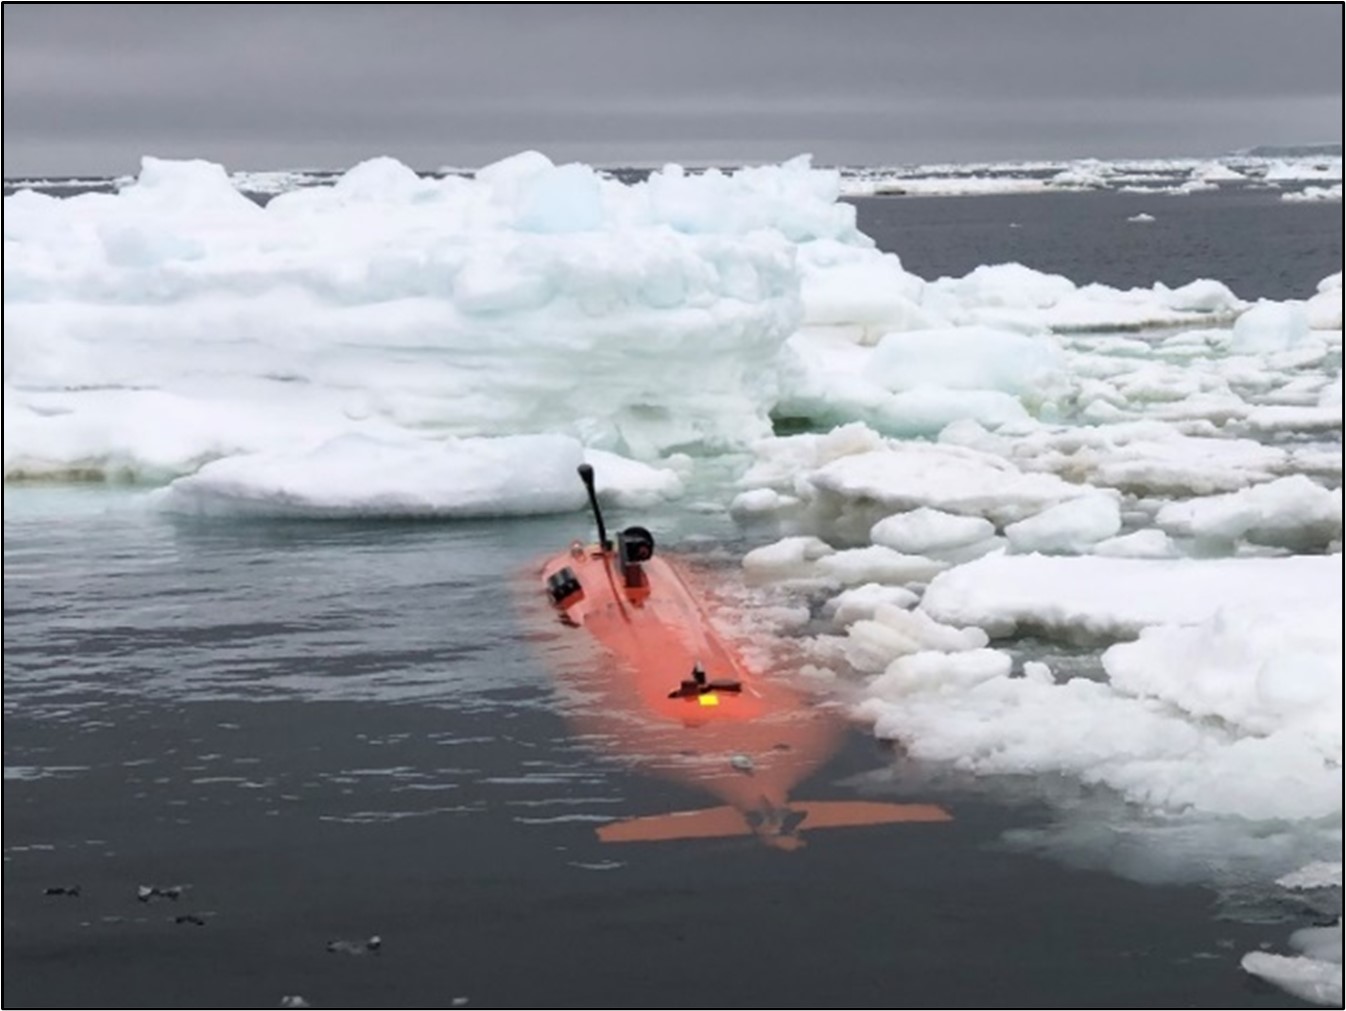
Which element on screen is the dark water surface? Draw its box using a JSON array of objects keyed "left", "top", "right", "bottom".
[
  {"left": 852, "top": 189, "right": 1343, "bottom": 302},
  {"left": 7, "top": 187, "right": 1339, "bottom": 1009},
  {"left": 3, "top": 490, "right": 1315, "bottom": 1009}
]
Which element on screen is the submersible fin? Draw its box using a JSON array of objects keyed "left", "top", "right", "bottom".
[{"left": 597, "top": 801, "right": 952, "bottom": 844}]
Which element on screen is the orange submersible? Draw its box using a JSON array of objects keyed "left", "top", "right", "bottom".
[{"left": 539, "top": 464, "right": 951, "bottom": 849}]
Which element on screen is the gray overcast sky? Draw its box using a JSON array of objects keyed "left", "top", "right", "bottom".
[{"left": 3, "top": 3, "right": 1342, "bottom": 176}]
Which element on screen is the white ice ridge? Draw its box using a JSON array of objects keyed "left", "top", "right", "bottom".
[
  {"left": 6, "top": 152, "right": 850, "bottom": 474},
  {"left": 8, "top": 151, "right": 1303, "bottom": 490}
]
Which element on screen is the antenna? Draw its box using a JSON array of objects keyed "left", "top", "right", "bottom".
[{"left": 576, "top": 464, "right": 610, "bottom": 551}]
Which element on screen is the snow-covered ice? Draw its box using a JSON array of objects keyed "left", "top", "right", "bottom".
[
  {"left": 1003, "top": 493, "right": 1122, "bottom": 554},
  {"left": 869, "top": 508, "right": 995, "bottom": 556},
  {"left": 6, "top": 152, "right": 838, "bottom": 478},
  {"left": 155, "top": 432, "right": 589, "bottom": 518},
  {"left": 917, "top": 553, "right": 1341, "bottom": 641},
  {"left": 150, "top": 435, "right": 686, "bottom": 518},
  {"left": 1155, "top": 475, "right": 1341, "bottom": 550}
]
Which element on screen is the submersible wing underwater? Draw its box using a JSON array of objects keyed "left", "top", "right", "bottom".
[{"left": 540, "top": 464, "right": 951, "bottom": 850}]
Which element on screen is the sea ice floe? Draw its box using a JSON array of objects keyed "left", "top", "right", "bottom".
[
  {"left": 1241, "top": 948, "right": 1342, "bottom": 1007},
  {"left": 822, "top": 583, "right": 921, "bottom": 626},
  {"left": 6, "top": 153, "right": 848, "bottom": 472},
  {"left": 1003, "top": 493, "right": 1122, "bottom": 555},
  {"left": 1090, "top": 529, "right": 1179, "bottom": 559},
  {"left": 152, "top": 433, "right": 684, "bottom": 518},
  {"left": 1155, "top": 475, "right": 1342, "bottom": 551},
  {"left": 917, "top": 553, "right": 1342, "bottom": 642},
  {"left": 1103, "top": 598, "right": 1342, "bottom": 743},
  {"left": 1227, "top": 300, "right": 1312, "bottom": 354},
  {"left": 804, "top": 439, "right": 1092, "bottom": 530},
  {"left": 154, "top": 432, "right": 590, "bottom": 518},
  {"left": 849, "top": 555, "right": 1342, "bottom": 822},
  {"left": 869, "top": 508, "right": 995, "bottom": 556}
]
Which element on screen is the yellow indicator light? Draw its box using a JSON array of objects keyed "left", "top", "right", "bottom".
[{"left": 698, "top": 694, "right": 720, "bottom": 707}]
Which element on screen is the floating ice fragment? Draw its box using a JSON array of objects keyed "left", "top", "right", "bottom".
[
  {"left": 326, "top": 935, "right": 382, "bottom": 955},
  {"left": 1004, "top": 494, "right": 1122, "bottom": 555}
]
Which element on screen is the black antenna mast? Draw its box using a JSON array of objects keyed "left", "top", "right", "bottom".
[{"left": 576, "top": 464, "right": 610, "bottom": 551}]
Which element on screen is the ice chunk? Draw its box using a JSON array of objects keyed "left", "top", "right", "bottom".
[
  {"left": 798, "top": 246, "right": 936, "bottom": 343},
  {"left": 919, "top": 553, "right": 1343, "bottom": 642},
  {"left": 743, "top": 538, "right": 945, "bottom": 590},
  {"left": 729, "top": 487, "right": 801, "bottom": 517},
  {"left": 737, "top": 422, "right": 885, "bottom": 490},
  {"left": 868, "top": 326, "right": 1066, "bottom": 397},
  {"left": 823, "top": 583, "right": 920, "bottom": 626},
  {"left": 1021, "top": 660, "right": 1054, "bottom": 684},
  {"left": 806, "top": 441, "right": 1092, "bottom": 527},
  {"left": 1004, "top": 494, "right": 1123, "bottom": 554},
  {"left": 1156, "top": 475, "right": 1341, "bottom": 550},
  {"left": 1278, "top": 862, "right": 1344, "bottom": 891},
  {"left": 815, "top": 546, "right": 947, "bottom": 586},
  {"left": 1050, "top": 161, "right": 1114, "bottom": 190},
  {"left": 841, "top": 606, "right": 989, "bottom": 673},
  {"left": 129, "top": 156, "right": 263, "bottom": 215},
  {"left": 934, "top": 417, "right": 1291, "bottom": 499},
  {"left": 327, "top": 155, "right": 434, "bottom": 203},
  {"left": 870, "top": 648, "right": 1013, "bottom": 693},
  {"left": 1086, "top": 432, "right": 1287, "bottom": 496},
  {"left": 1104, "top": 600, "right": 1342, "bottom": 742},
  {"left": 1092, "top": 529, "right": 1178, "bottom": 559},
  {"left": 927, "top": 267, "right": 1242, "bottom": 334},
  {"left": 1245, "top": 404, "right": 1344, "bottom": 433},
  {"left": 1190, "top": 161, "right": 1245, "bottom": 183},
  {"left": 742, "top": 536, "right": 835, "bottom": 581},
  {"left": 514, "top": 162, "right": 606, "bottom": 233},
  {"left": 929, "top": 262, "right": 1077, "bottom": 312},
  {"left": 1162, "top": 279, "right": 1241, "bottom": 314},
  {"left": 775, "top": 333, "right": 1037, "bottom": 438},
  {"left": 1228, "top": 301, "right": 1312, "bottom": 353},
  {"left": 155, "top": 432, "right": 588, "bottom": 518},
  {"left": 582, "top": 448, "right": 683, "bottom": 508},
  {"left": 1305, "top": 276, "right": 1343, "bottom": 329},
  {"left": 870, "top": 508, "right": 996, "bottom": 555},
  {"left": 1281, "top": 183, "right": 1344, "bottom": 202},
  {"left": 1241, "top": 950, "right": 1342, "bottom": 1007},
  {"left": 3, "top": 386, "right": 352, "bottom": 483},
  {"left": 876, "top": 387, "right": 1033, "bottom": 434}
]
